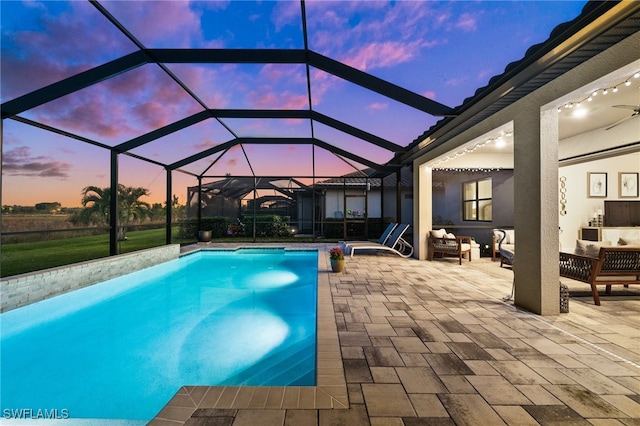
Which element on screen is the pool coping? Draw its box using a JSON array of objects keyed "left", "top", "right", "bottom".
[{"left": 148, "top": 245, "right": 348, "bottom": 425}]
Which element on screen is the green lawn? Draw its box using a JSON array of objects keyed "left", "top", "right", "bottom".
[
  {"left": 0, "top": 228, "right": 188, "bottom": 277},
  {"left": 1, "top": 229, "right": 325, "bottom": 277}
]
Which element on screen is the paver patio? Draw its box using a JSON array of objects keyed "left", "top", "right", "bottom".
[{"left": 150, "top": 244, "right": 640, "bottom": 425}]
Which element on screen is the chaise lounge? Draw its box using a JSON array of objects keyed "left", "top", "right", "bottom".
[
  {"left": 342, "top": 223, "right": 397, "bottom": 253},
  {"left": 348, "top": 223, "right": 413, "bottom": 258}
]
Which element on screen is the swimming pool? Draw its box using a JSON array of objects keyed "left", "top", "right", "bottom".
[{"left": 0, "top": 248, "right": 318, "bottom": 423}]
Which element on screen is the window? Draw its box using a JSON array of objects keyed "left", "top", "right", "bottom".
[{"left": 463, "top": 178, "right": 492, "bottom": 221}]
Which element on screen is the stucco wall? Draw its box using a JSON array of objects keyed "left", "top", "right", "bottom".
[
  {"left": 324, "top": 188, "right": 382, "bottom": 218},
  {"left": 559, "top": 151, "right": 640, "bottom": 250},
  {"left": 1, "top": 244, "right": 181, "bottom": 313}
]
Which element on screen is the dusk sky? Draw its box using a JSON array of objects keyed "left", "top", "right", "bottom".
[{"left": 1, "top": 0, "right": 589, "bottom": 207}]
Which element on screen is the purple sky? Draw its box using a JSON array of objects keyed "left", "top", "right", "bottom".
[{"left": 1, "top": 0, "right": 588, "bottom": 207}]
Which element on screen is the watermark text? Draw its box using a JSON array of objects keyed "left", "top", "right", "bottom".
[{"left": 3, "top": 408, "right": 70, "bottom": 420}]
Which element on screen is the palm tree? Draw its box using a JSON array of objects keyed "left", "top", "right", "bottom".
[
  {"left": 117, "top": 185, "right": 151, "bottom": 224},
  {"left": 76, "top": 184, "right": 151, "bottom": 227},
  {"left": 77, "top": 185, "right": 112, "bottom": 225}
]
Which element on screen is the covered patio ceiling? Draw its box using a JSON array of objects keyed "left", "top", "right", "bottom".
[{"left": 1, "top": 0, "right": 596, "bottom": 182}]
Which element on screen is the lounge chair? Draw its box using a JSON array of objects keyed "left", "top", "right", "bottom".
[
  {"left": 342, "top": 223, "right": 398, "bottom": 252},
  {"left": 348, "top": 223, "right": 413, "bottom": 258}
]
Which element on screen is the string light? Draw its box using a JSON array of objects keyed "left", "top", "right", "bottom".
[
  {"left": 433, "top": 167, "right": 503, "bottom": 173},
  {"left": 557, "top": 70, "right": 639, "bottom": 113},
  {"left": 427, "top": 130, "right": 513, "bottom": 168}
]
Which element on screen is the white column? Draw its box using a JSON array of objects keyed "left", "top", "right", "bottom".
[
  {"left": 513, "top": 107, "right": 560, "bottom": 315},
  {"left": 414, "top": 162, "right": 433, "bottom": 260}
]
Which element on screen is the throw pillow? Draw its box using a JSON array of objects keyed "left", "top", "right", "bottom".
[
  {"left": 431, "top": 228, "right": 447, "bottom": 239},
  {"left": 446, "top": 233, "right": 456, "bottom": 239},
  {"left": 505, "top": 230, "right": 515, "bottom": 244},
  {"left": 618, "top": 237, "right": 640, "bottom": 246},
  {"left": 575, "top": 239, "right": 612, "bottom": 257}
]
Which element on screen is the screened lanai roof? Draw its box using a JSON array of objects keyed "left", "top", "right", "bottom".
[{"left": 1, "top": 0, "right": 595, "bottom": 191}]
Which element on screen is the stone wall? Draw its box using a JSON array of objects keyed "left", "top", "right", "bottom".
[{"left": 1, "top": 244, "right": 181, "bottom": 313}]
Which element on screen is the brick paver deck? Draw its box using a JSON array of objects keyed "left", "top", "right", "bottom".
[{"left": 150, "top": 244, "right": 640, "bottom": 425}]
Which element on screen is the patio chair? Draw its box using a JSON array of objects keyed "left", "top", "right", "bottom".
[
  {"left": 342, "top": 223, "right": 398, "bottom": 252},
  {"left": 348, "top": 223, "right": 413, "bottom": 258}
]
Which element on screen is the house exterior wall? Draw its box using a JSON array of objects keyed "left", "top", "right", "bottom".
[
  {"left": 431, "top": 170, "right": 515, "bottom": 246},
  {"left": 413, "top": 28, "right": 640, "bottom": 315},
  {"left": 324, "top": 188, "right": 382, "bottom": 218},
  {"left": 382, "top": 188, "right": 413, "bottom": 224}
]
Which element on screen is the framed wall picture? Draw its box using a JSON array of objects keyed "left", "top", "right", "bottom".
[
  {"left": 619, "top": 172, "right": 639, "bottom": 198},
  {"left": 587, "top": 172, "right": 607, "bottom": 198}
]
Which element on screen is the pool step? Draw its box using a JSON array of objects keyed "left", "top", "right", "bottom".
[{"left": 224, "top": 335, "right": 316, "bottom": 386}]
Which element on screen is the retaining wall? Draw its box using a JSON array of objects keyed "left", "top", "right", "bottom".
[{"left": 1, "top": 244, "right": 181, "bottom": 313}]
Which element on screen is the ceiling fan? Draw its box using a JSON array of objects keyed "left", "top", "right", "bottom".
[{"left": 605, "top": 104, "right": 640, "bottom": 130}]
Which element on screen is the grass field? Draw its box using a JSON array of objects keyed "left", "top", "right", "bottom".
[
  {"left": 0, "top": 228, "right": 189, "bottom": 277},
  {"left": 1, "top": 228, "right": 323, "bottom": 277}
]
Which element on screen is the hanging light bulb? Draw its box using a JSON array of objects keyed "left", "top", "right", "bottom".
[
  {"left": 625, "top": 80, "right": 631, "bottom": 86},
  {"left": 612, "top": 86, "right": 618, "bottom": 93},
  {"left": 634, "top": 72, "right": 640, "bottom": 79},
  {"left": 592, "top": 90, "right": 598, "bottom": 97},
  {"left": 602, "top": 88, "right": 608, "bottom": 95},
  {"left": 587, "top": 96, "right": 593, "bottom": 102}
]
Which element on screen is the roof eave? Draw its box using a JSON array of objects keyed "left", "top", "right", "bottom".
[{"left": 397, "top": 0, "right": 640, "bottom": 165}]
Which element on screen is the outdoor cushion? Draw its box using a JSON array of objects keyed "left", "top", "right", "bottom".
[
  {"left": 575, "top": 239, "right": 612, "bottom": 257},
  {"left": 430, "top": 228, "right": 447, "bottom": 239},
  {"left": 618, "top": 237, "right": 640, "bottom": 246}
]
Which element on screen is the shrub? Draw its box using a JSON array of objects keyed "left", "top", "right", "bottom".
[
  {"left": 177, "top": 216, "right": 229, "bottom": 239},
  {"left": 243, "top": 215, "right": 291, "bottom": 237}
]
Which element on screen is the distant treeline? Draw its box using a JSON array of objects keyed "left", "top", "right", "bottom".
[{"left": 2, "top": 204, "right": 80, "bottom": 214}]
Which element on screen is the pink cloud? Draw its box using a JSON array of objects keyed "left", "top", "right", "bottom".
[
  {"left": 132, "top": 102, "right": 172, "bottom": 130},
  {"left": 422, "top": 90, "right": 437, "bottom": 100},
  {"left": 455, "top": 13, "right": 478, "bottom": 32},
  {"left": 343, "top": 41, "right": 419, "bottom": 71},
  {"left": 103, "top": 1, "right": 203, "bottom": 47},
  {"left": 193, "top": 140, "right": 216, "bottom": 150},
  {"left": 28, "top": 64, "right": 204, "bottom": 141},
  {"left": 168, "top": 64, "right": 232, "bottom": 108},
  {"left": 271, "top": 2, "right": 302, "bottom": 32},
  {"left": 1, "top": 2, "right": 135, "bottom": 101},
  {"left": 367, "top": 102, "right": 388, "bottom": 112},
  {"left": 2, "top": 146, "right": 71, "bottom": 179},
  {"left": 260, "top": 64, "right": 306, "bottom": 84},
  {"left": 247, "top": 86, "right": 308, "bottom": 110}
]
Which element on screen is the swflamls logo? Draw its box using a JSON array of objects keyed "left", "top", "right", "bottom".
[{"left": 3, "top": 408, "right": 70, "bottom": 419}]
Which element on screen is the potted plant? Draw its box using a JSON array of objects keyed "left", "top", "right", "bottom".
[
  {"left": 198, "top": 229, "right": 212, "bottom": 242},
  {"left": 329, "top": 247, "right": 345, "bottom": 273}
]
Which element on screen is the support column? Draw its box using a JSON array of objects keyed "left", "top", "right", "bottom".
[
  {"left": 414, "top": 162, "right": 433, "bottom": 260},
  {"left": 165, "top": 167, "right": 172, "bottom": 245},
  {"left": 109, "top": 150, "right": 118, "bottom": 256},
  {"left": 396, "top": 168, "right": 402, "bottom": 223},
  {"left": 197, "top": 176, "right": 202, "bottom": 231},
  {"left": 513, "top": 107, "right": 560, "bottom": 315}
]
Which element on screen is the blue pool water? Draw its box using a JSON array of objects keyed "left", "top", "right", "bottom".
[{"left": 0, "top": 248, "right": 318, "bottom": 423}]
